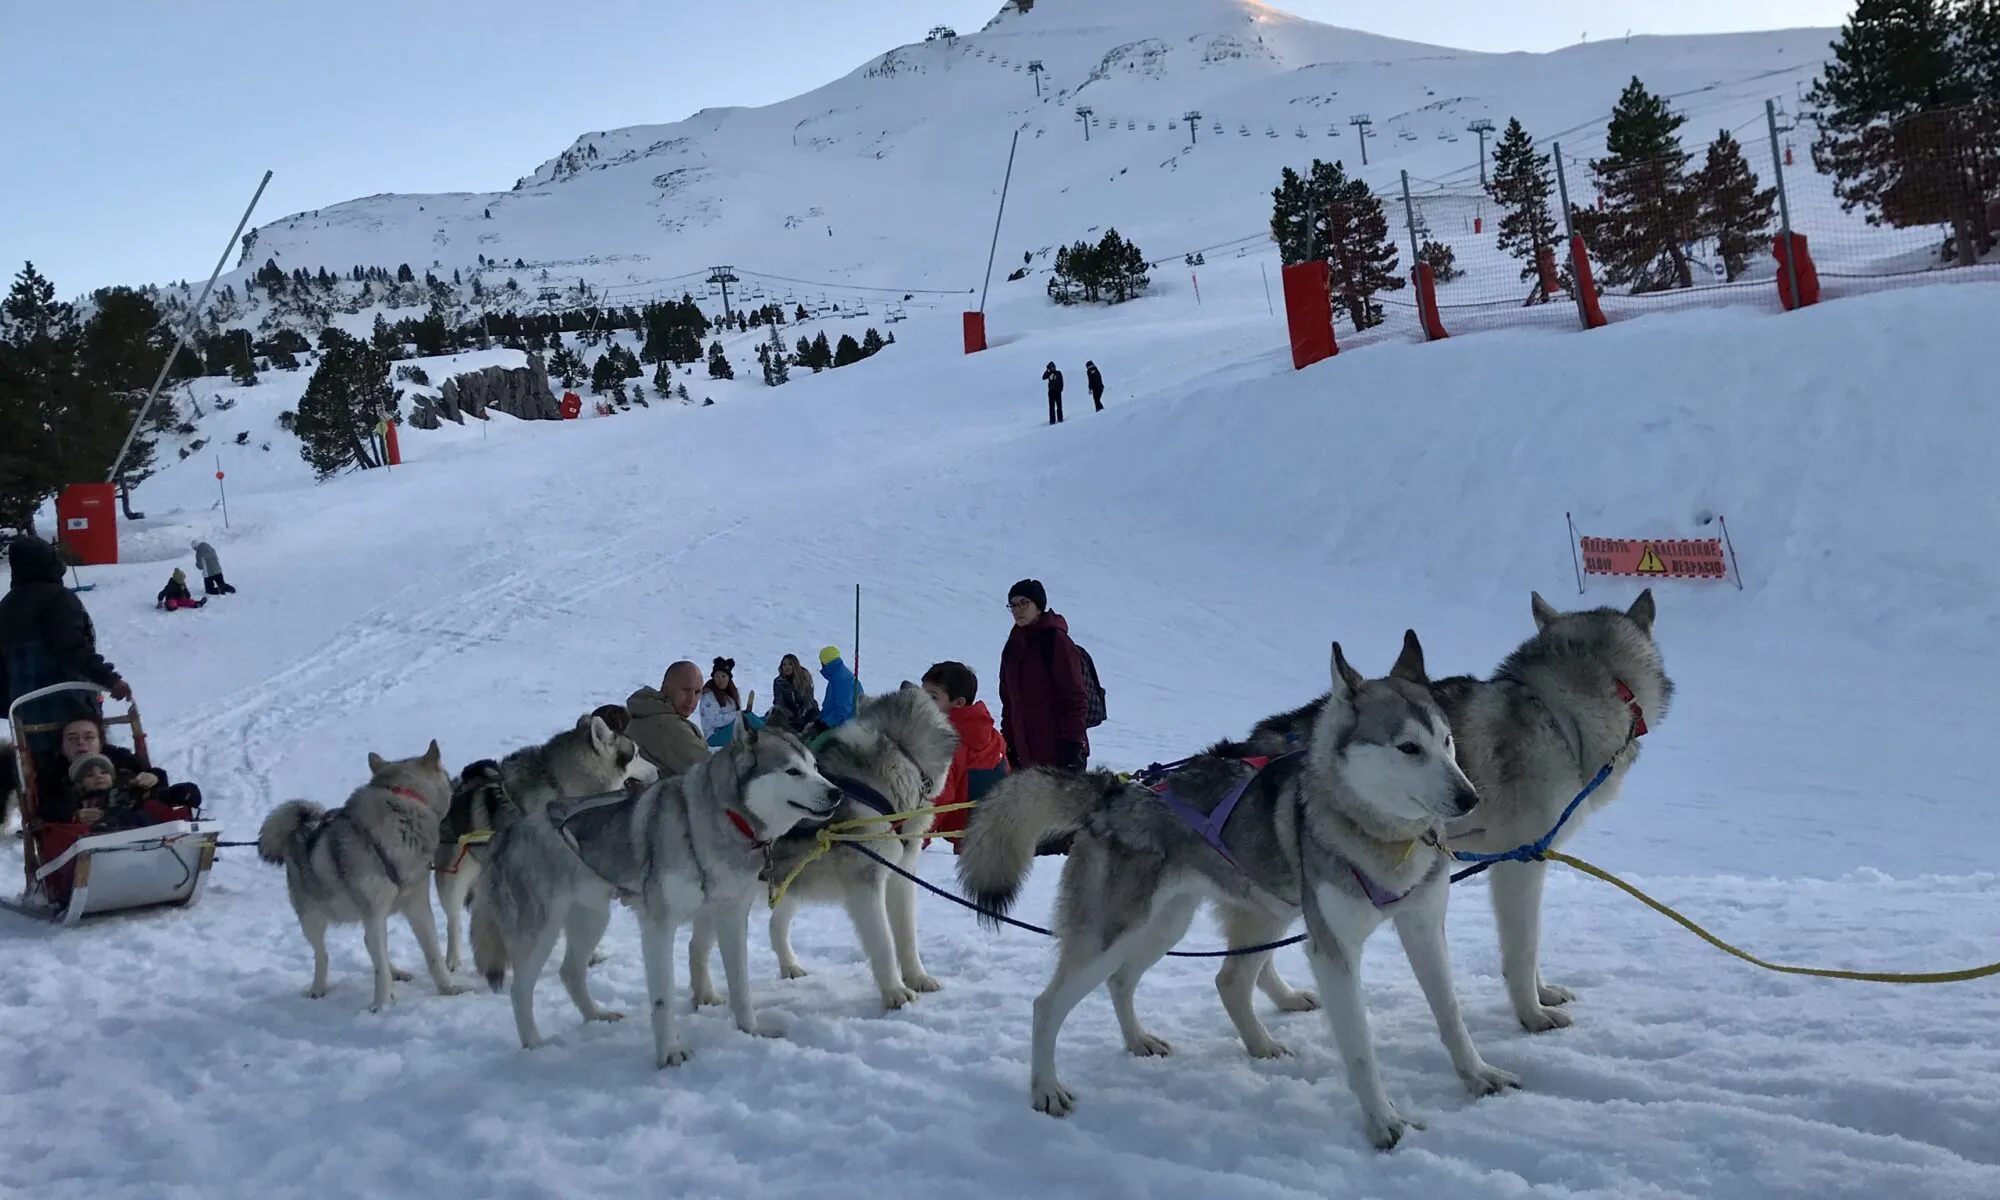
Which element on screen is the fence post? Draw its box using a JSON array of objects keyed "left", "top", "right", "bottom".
[
  {"left": 1552, "top": 142, "right": 1585, "bottom": 328},
  {"left": 1399, "top": 170, "right": 1422, "bottom": 264},
  {"left": 1766, "top": 98, "right": 1802, "bottom": 312}
]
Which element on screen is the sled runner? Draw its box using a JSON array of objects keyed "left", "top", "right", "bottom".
[{"left": 4, "top": 682, "right": 223, "bottom": 926}]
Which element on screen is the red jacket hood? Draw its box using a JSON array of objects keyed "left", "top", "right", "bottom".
[{"left": 947, "top": 701, "right": 1007, "bottom": 766}]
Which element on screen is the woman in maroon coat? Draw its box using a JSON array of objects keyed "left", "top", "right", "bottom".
[{"left": 997, "top": 579, "right": 1089, "bottom": 772}]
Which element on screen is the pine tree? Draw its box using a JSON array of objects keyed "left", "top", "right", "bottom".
[
  {"left": 706, "top": 340, "right": 734, "bottom": 380},
  {"left": 294, "top": 329, "right": 394, "bottom": 479},
  {"left": 1486, "top": 118, "right": 1563, "bottom": 286},
  {"left": 1416, "top": 240, "right": 1463, "bottom": 283},
  {"left": 797, "top": 334, "right": 818, "bottom": 371},
  {"left": 860, "top": 327, "right": 886, "bottom": 357},
  {"left": 653, "top": 360, "right": 674, "bottom": 392},
  {"left": 764, "top": 324, "right": 790, "bottom": 386},
  {"left": 1310, "top": 166, "right": 1403, "bottom": 330},
  {"left": 833, "top": 333, "right": 863, "bottom": 367},
  {"left": 811, "top": 331, "right": 832, "bottom": 370},
  {"left": 1580, "top": 77, "right": 1698, "bottom": 292},
  {"left": 589, "top": 351, "right": 619, "bottom": 394},
  {"left": 1694, "top": 131, "right": 1778, "bottom": 280},
  {"left": 1808, "top": 0, "right": 1997, "bottom": 266}
]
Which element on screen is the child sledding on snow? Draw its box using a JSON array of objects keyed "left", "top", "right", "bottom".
[{"left": 156, "top": 569, "right": 206, "bottom": 611}]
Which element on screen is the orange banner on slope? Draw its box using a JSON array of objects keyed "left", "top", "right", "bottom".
[{"left": 1578, "top": 536, "right": 1729, "bottom": 581}]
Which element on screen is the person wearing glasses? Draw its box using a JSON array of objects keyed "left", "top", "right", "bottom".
[{"left": 997, "top": 579, "right": 1088, "bottom": 774}]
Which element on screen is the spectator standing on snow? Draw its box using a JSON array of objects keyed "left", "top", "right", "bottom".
[
  {"left": 818, "top": 646, "right": 858, "bottom": 729},
  {"left": 192, "top": 541, "right": 235, "bottom": 595},
  {"left": 997, "top": 578, "right": 1088, "bottom": 773},
  {"left": 1042, "top": 362, "right": 1065, "bottom": 426},
  {"left": 769, "top": 653, "right": 821, "bottom": 732},
  {"left": 627, "top": 660, "right": 710, "bottom": 775},
  {"left": 1085, "top": 361, "right": 1105, "bottom": 412},
  {"left": 1, "top": 535, "right": 130, "bottom": 761}
]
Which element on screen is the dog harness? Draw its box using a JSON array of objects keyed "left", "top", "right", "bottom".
[
  {"left": 388, "top": 786, "right": 429, "bottom": 806},
  {"left": 1142, "top": 753, "right": 1299, "bottom": 869}
]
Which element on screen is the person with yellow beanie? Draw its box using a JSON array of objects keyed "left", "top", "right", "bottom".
[
  {"left": 818, "top": 645, "right": 857, "bottom": 728},
  {"left": 155, "top": 567, "right": 206, "bottom": 611}
]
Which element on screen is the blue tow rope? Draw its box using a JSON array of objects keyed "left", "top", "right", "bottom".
[{"left": 1447, "top": 761, "right": 1614, "bottom": 883}]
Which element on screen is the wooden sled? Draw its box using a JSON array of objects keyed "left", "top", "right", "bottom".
[{"left": 5, "top": 682, "right": 223, "bottom": 926}]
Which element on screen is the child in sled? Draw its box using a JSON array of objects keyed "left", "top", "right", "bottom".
[
  {"left": 920, "top": 661, "right": 1009, "bottom": 854},
  {"left": 53, "top": 754, "right": 154, "bottom": 832},
  {"left": 156, "top": 568, "right": 206, "bottom": 611}
]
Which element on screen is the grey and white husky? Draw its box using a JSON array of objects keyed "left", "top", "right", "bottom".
[
  {"left": 256, "top": 741, "right": 469, "bottom": 1011},
  {"left": 696, "top": 687, "right": 959, "bottom": 1010},
  {"left": 471, "top": 718, "right": 844, "bottom": 1067},
  {"left": 1221, "top": 591, "right": 1672, "bottom": 1033},
  {"left": 958, "top": 634, "right": 1518, "bottom": 1149},
  {"left": 435, "top": 714, "right": 654, "bottom": 971}
]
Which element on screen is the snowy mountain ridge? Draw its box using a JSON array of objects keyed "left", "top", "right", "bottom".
[{"left": 189, "top": 0, "right": 1836, "bottom": 328}]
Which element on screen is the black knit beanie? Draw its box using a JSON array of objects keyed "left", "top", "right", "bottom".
[{"left": 1008, "top": 579, "right": 1048, "bottom": 612}]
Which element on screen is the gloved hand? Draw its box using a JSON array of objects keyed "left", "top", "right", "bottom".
[
  {"left": 109, "top": 678, "right": 132, "bottom": 702},
  {"left": 1057, "top": 741, "right": 1087, "bottom": 772}
]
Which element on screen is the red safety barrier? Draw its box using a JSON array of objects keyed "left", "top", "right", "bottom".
[
  {"left": 1568, "top": 235, "right": 1608, "bottom": 329},
  {"left": 962, "top": 311, "right": 988, "bottom": 355},
  {"left": 1413, "top": 262, "right": 1449, "bottom": 341},
  {"left": 1774, "top": 232, "right": 1822, "bottom": 311},
  {"left": 1280, "top": 261, "right": 1337, "bottom": 370}
]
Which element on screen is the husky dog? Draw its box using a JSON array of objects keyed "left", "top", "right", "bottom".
[
  {"left": 695, "top": 687, "right": 959, "bottom": 1010},
  {"left": 958, "top": 634, "right": 1518, "bottom": 1149},
  {"left": 434, "top": 715, "right": 654, "bottom": 971},
  {"left": 472, "top": 718, "right": 844, "bottom": 1067},
  {"left": 1221, "top": 592, "right": 1672, "bottom": 1033},
  {"left": 256, "top": 741, "right": 469, "bottom": 1011}
]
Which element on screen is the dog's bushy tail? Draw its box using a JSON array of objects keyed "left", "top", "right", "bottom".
[
  {"left": 956, "top": 767, "right": 1119, "bottom": 930},
  {"left": 256, "top": 800, "right": 324, "bottom": 865}
]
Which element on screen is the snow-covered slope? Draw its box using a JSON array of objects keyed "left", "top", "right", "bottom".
[
  {"left": 200, "top": 0, "right": 1838, "bottom": 317},
  {"left": 7, "top": 268, "right": 1999, "bottom": 1197}
]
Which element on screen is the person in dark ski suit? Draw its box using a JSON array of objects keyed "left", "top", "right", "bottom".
[
  {"left": 192, "top": 540, "right": 235, "bottom": 594},
  {"left": 0, "top": 535, "right": 130, "bottom": 763},
  {"left": 1085, "top": 361, "right": 1107, "bottom": 412},
  {"left": 1042, "top": 362, "right": 1065, "bottom": 425}
]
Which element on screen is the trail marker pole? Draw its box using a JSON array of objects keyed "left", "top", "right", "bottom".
[
  {"left": 216, "top": 457, "right": 230, "bottom": 529},
  {"left": 1565, "top": 512, "right": 1584, "bottom": 594}
]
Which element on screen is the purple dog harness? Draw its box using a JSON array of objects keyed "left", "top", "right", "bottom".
[{"left": 1147, "top": 752, "right": 1430, "bottom": 909}]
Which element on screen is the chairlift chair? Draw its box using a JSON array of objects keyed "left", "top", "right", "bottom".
[{"left": 4, "top": 683, "right": 223, "bottom": 926}]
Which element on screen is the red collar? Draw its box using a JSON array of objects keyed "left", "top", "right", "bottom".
[
  {"left": 726, "top": 810, "right": 766, "bottom": 848},
  {"left": 1614, "top": 681, "right": 1649, "bottom": 738},
  {"left": 389, "top": 786, "right": 429, "bottom": 805}
]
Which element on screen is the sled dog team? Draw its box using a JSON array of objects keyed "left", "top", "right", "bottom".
[{"left": 257, "top": 589, "right": 1671, "bottom": 1149}]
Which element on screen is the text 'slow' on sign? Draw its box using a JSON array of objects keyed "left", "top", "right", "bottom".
[{"left": 1579, "top": 536, "right": 1729, "bottom": 581}]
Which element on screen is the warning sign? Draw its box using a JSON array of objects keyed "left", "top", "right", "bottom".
[{"left": 1579, "top": 536, "right": 1729, "bottom": 581}]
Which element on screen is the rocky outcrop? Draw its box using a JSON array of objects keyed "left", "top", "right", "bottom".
[{"left": 420, "top": 353, "right": 560, "bottom": 424}]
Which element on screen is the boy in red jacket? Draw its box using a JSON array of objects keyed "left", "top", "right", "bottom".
[{"left": 920, "top": 661, "right": 1008, "bottom": 853}]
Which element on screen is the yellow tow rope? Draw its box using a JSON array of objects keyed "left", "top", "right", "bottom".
[
  {"left": 1546, "top": 851, "right": 2000, "bottom": 984},
  {"left": 766, "top": 800, "right": 976, "bottom": 905}
]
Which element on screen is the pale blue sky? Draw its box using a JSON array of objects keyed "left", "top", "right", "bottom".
[{"left": 0, "top": 0, "right": 1851, "bottom": 296}]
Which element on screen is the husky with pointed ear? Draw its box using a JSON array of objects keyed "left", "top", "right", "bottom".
[
  {"left": 1216, "top": 590, "right": 1673, "bottom": 1035},
  {"left": 257, "top": 740, "right": 469, "bottom": 1012},
  {"left": 693, "top": 686, "right": 960, "bottom": 1011},
  {"left": 957, "top": 632, "right": 1518, "bottom": 1150}
]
